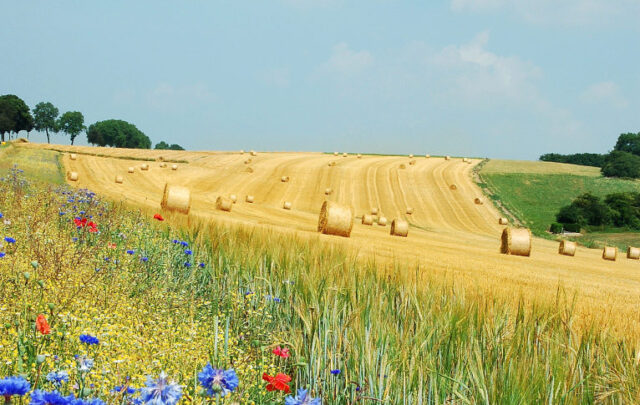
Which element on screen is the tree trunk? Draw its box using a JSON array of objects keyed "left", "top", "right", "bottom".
[{"left": 46, "top": 129, "right": 50, "bottom": 144}]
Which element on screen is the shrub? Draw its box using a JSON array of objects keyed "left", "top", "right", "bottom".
[
  {"left": 549, "top": 223, "right": 563, "bottom": 234},
  {"left": 601, "top": 150, "right": 640, "bottom": 179},
  {"left": 562, "top": 223, "right": 581, "bottom": 233}
]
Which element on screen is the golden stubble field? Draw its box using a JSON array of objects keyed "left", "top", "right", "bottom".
[{"left": 18, "top": 143, "right": 640, "bottom": 339}]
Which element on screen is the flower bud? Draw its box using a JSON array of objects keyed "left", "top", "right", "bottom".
[
  {"left": 22, "top": 272, "right": 30, "bottom": 280},
  {"left": 31, "top": 260, "right": 39, "bottom": 268},
  {"left": 36, "top": 355, "right": 46, "bottom": 364}
]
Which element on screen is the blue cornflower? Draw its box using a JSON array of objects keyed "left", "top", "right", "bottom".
[
  {"left": 79, "top": 211, "right": 85, "bottom": 215},
  {"left": 126, "top": 250, "right": 135, "bottom": 255},
  {"left": 184, "top": 249, "right": 192, "bottom": 255},
  {"left": 111, "top": 386, "right": 137, "bottom": 395},
  {"left": 79, "top": 334, "right": 100, "bottom": 345},
  {"left": 46, "top": 371, "right": 69, "bottom": 388},
  {"left": 0, "top": 252, "right": 5, "bottom": 258},
  {"left": 0, "top": 376, "right": 31, "bottom": 400},
  {"left": 139, "top": 372, "right": 182, "bottom": 405},
  {"left": 172, "top": 239, "right": 178, "bottom": 244},
  {"left": 77, "top": 356, "right": 94, "bottom": 373},
  {"left": 198, "top": 262, "right": 205, "bottom": 268},
  {"left": 184, "top": 262, "right": 191, "bottom": 268},
  {"left": 141, "top": 257, "right": 149, "bottom": 262},
  {"left": 273, "top": 297, "right": 282, "bottom": 303},
  {"left": 104, "top": 257, "right": 110, "bottom": 262},
  {"left": 59, "top": 212, "right": 66, "bottom": 216},
  {"left": 285, "top": 388, "right": 322, "bottom": 405},
  {"left": 29, "top": 390, "right": 75, "bottom": 405},
  {"left": 330, "top": 369, "right": 341, "bottom": 375},
  {"left": 71, "top": 399, "right": 105, "bottom": 405},
  {"left": 4, "top": 237, "right": 16, "bottom": 244},
  {"left": 0, "top": 213, "right": 3, "bottom": 219},
  {"left": 180, "top": 241, "right": 188, "bottom": 247},
  {"left": 197, "top": 364, "right": 239, "bottom": 396},
  {"left": 72, "top": 237, "right": 78, "bottom": 242}
]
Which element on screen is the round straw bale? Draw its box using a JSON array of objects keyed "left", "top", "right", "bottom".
[
  {"left": 160, "top": 184, "right": 191, "bottom": 215},
  {"left": 361, "top": 214, "right": 374, "bottom": 225},
  {"left": 244, "top": 159, "right": 252, "bottom": 164},
  {"left": 246, "top": 167, "right": 254, "bottom": 173},
  {"left": 409, "top": 154, "right": 414, "bottom": 158},
  {"left": 70, "top": 153, "right": 77, "bottom": 160},
  {"left": 602, "top": 246, "right": 617, "bottom": 261},
  {"left": 357, "top": 154, "right": 362, "bottom": 159},
  {"left": 281, "top": 176, "right": 290, "bottom": 182},
  {"left": 67, "top": 171, "right": 78, "bottom": 181},
  {"left": 171, "top": 164, "right": 178, "bottom": 170},
  {"left": 159, "top": 162, "right": 167, "bottom": 168},
  {"left": 399, "top": 164, "right": 406, "bottom": 169},
  {"left": 500, "top": 227, "right": 531, "bottom": 257},
  {"left": 371, "top": 207, "right": 378, "bottom": 215},
  {"left": 445, "top": 156, "right": 450, "bottom": 160},
  {"left": 406, "top": 207, "right": 414, "bottom": 215},
  {"left": 127, "top": 167, "right": 135, "bottom": 173},
  {"left": 115, "top": 175, "right": 123, "bottom": 184},
  {"left": 328, "top": 161, "right": 336, "bottom": 167},
  {"left": 333, "top": 151, "right": 339, "bottom": 156},
  {"left": 425, "top": 154, "right": 430, "bottom": 158},
  {"left": 245, "top": 195, "right": 254, "bottom": 203},
  {"left": 342, "top": 152, "right": 348, "bottom": 157},
  {"left": 627, "top": 247, "right": 640, "bottom": 260},
  {"left": 229, "top": 194, "right": 237, "bottom": 203},
  {"left": 378, "top": 216, "right": 388, "bottom": 226},
  {"left": 141, "top": 163, "right": 149, "bottom": 171},
  {"left": 250, "top": 150, "right": 257, "bottom": 156},
  {"left": 474, "top": 198, "right": 483, "bottom": 205},
  {"left": 283, "top": 201, "right": 292, "bottom": 210},
  {"left": 317, "top": 201, "right": 353, "bottom": 237},
  {"left": 498, "top": 217, "right": 508, "bottom": 225},
  {"left": 462, "top": 158, "right": 468, "bottom": 163},
  {"left": 409, "top": 160, "right": 416, "bottom": 165},
  {"left": 215, "top": 196, "right": 233, "bottom": 212},
  {"left": 390, "top": 219, "right": 409, "bottom": 237},
  {"left": 450, "top": 184, "right": 457, "bottom": 190},
  {"left": 558, "top": 240, "right": 576, "bottom": 257},
  {"left": 16, "top": 137, "right": 28, "bottom": 143},
  {"left": 240, "top": 149, "right": 245, "bottom": 154},
  {"left": 325, "top": 188, "right": 332, "bottom": 195}
]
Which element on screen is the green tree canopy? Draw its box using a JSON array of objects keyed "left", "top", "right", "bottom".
[
  {"left": 86, "top": 119, "right": 151, "bottom": 149},
  {"left": 33, "top": 102, "right": 59, "bottom": 144},
  {"left": 601, "top": 150, "right": 640, "bottom": 179},
  {"left": 0, "top": 94, "right": 33, "bottom": 142},
  {"left": 556, "top": 193, "right": 612, "bottom": 227},
  {"left": 155, "top": 141, "right": 185, "bottom": 150},
  {"left": 58, "top": 111, "right": 85, "bottom": 145},
  {"left": 614, "top": 132, "right": 640, "bottom": 156}
]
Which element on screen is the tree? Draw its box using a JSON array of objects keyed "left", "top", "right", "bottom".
[
  {"left": 58, "top": 111, "right": 85, "bottom": 145},
  {"left": 86, "top": 119, "right": 151, "bottom": 149},
  {"left": 601, "top": 150, "right": 640, "bottom": 179},
  {"left": 0, "top": 95, "right": 33, "bottom": 142},
  {"left": 539, "top": 153, "right": 606, "bottom": 167},
  {"left": 614, "top": 132, "right": 640, "bottom": 156},
  {"left": 155, "top": 141, "right": 185, "bottom": 150},
  {"left": 33, "top": 102, "right": 59, "bottom": 144}
]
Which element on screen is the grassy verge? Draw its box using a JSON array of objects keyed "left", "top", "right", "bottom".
[
  {"left": 2, "top": 153, "right": 640, "bottom": 402},
  {"left": 0, "top": 144, "right": 65, "bottom": 184}
]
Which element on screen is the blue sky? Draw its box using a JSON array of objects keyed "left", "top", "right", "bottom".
[{"left": 1, "top": 1, "right": 638, "bottom": 159}]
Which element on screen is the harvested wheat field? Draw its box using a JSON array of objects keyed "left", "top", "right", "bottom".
[{"left": 18, "top": 142, "right": 640, "bottom": 338}]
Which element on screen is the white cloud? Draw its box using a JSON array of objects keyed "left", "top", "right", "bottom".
[
  {"left": 581, "top": 81, "right": 628, "bottom": 108},
  {"left": 321, "top": 42, "right": 373, "bottom": 75}
]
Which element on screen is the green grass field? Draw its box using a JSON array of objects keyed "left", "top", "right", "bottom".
[
  {"left": 0, "top": 143, "right": 65, "bottom": 184},
  {"left": 479, "top": 160, "right": 640, "bottom": 243}
]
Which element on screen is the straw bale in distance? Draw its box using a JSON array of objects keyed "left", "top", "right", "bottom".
[
  {"left": 390, "top": 219, "right": 409, "bottom": 237},
  {"left": 159, "top": 162, "right": 167, "bottom": 168},
  {"left": 240, "top": 150, "right": 245, "bottom": 154},
  {"left": 474, "top": 198, "right": 483, "bottom": 205},
  {"left": 325, "top": 188, "right": 332, "bottom": 195},
  {"left": 67, "top": 171, "right": 78, "bottom": 181},
  {"left": 229, "top": 194, "right": 237, "bottom": 203},
  {"left": 317, "top": 201, "right": 353, "bottom": 237},
  {"left": 371, "top": 207, "right": 378, "bottom": 215},
  {"left": 409, "top": 154, "right": 414, "bottom": 158},
  {"left": 250, "top": 150, "right": 257, "bottom": 156},
  {"left": 70, "top": 153, "right": 77, "bottom": 160},
  {"left": 409, "top": 160, "right": 416, "bottom": 165},
  {"left": 244, "top": 159, "right": 252, "bottom": 164},
  {"left": 602, "top": 246, "right": 617, "bottom": 261},
  {"left": 160, "top": 184, "right": 191, "bottom": 215},
  {"left": 462, "top": 158, "right": 469, "bottom": 163},
  {"left": 333, "top": 152, "right": 339, "bottom": 156},
  {"left": 215, "top": 196, "right": 233, "bottom": 212},
  {"left": 357, "top": 154, "right": 362, "bottom": 159},
  {"left": 558, "top": 240, "right": 576, "bottom": 257},
  {"left": 399, "top": 164, "right": 406, "bottom": 169},
  {"left": 158, "top": 156, "right": 164, "bottom": 162},
  {"left": 127, "top": 167, "right": 135, "bottom": 173},
  {"left": 141, "top": 163, "right": 149, "bottom": 171},
  {"left": 246, "top": 167, "right": 254, "bottom": 173},
  {"left": 406, "top": 207, "right": 414, "bottom": 215},
  {"left": 627, "top": 247, "right": 640, "bottom": 260},
  {"left": 246, "top": 195, "right": 254, "bottom": 203},
  {"left": 425, "top": 154, "right": 430, "bottom": 158},
  {"left": 281, "top": 176, "right": 290, "bottom": 182},
  {"left": 342, "top": 152, "right": 348, "bottom": 157},
  {"left": 115, "top": 175, "right": 123, "bottom": 184},
  {"left": 171, "top": 164, "right": 178, "bottom": 170},
  {"left": 361, "top": 214, "right": 374, "bottom": 225},
  {"left": 498, "top": 217, "right": 508, "bottom": 225},
  {"left": 500, "top": 227, "right": 531, "bottom": 257},
  {"left": 450, "top": 184, "right": 457, "bottom": 190},
  {"left": 328, "top": 161, "right": 336, "bottom": 167},
  {"left": 283, "top": 201, "right": 292, "bottom": 210},
  {"left": 16, "top": 137, "right": 28, "bottom": 143},
  {"left": 378, "top": 216, "right": 388, "bottom": 226},
  {"left": 445, "top": 156, "right": 450, "bottom": 160}
]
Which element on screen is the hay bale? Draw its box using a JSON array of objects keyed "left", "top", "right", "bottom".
[
  {"left": 627, "top": 247, "right": 640, "bottom": 260},
  {"left": 240, "top": 149, "right": 245, "bottom": 154},
  {"left": 399, "top": 164, "right": 406, "bottom": 169},
  {"left": 171, "top": 164, "right": 178, "bottom": 170},
  {"left": 325, "top": 188, "right": 332, "bottom": 195},
  {"left": 406, "top": 207, "right": 414, "bottom": 215},
  {"left": 558, "top": 240, "right": 576, "bottom": 257},
  {"left": 16, "top": 137, "right": 28, "bottom": 143},
  {"left": 244, "top": 159, "right": 252, "bottom": 164},
  {"left": 115, "top": 175, "right": 123, "bottom": 184},
  {"left": 371, "top": 207, "right": 378, "bottom": 215},
  {"left": 333, "top": 152, "right": 339, "bottom": 156},
  {"left": 462, "top": 158, "right": 469, "bottom": 163},
  {"left": 160, "top": 184, "right": 191, "bottom": 215},
  {"left": 127, "top": 167, "right": 135, "bottom": 173},
  {"left": 474, "top": 198, "right": 483, "bottom": 205},
  {"left": 281, "top": 176, "right": 290, "bottom": 182},
  {"left": 328, "top": 161, "right": 336, "bottom": 167},
  {"left": 357, "top": 154, "right": 362, "bottom": 159},
  {"left": 361, "top": 214, "right": 374, "bottom": 225},
  {"left": 498, "top": 217, "right": 508, "bottom": 225},
  {"left": 141, "top": 164, "right": 149, "bottom": 171},
  {"left": 158, "top": 156, "right": 164, "bottom": 162},
  {"left": 500, "top": 228, "right": 531, "bottom": 257},
  {"left": 445, "top": 156, "right": 450, "bottom": 160},
  {"left": 390, "top": 219, "right": 409, "bottom": 237},
  {"left": 409, "top": 154, "right": 414, "bottom": 158},
  {"left": 602, "top": 246, "right": 617, "bottom": 261},
  {"left": 70, "top": 153, "right": 77, "bottom": 160},
  {"left": 215, "top": 196, "right": 233, "bottom": 212},
  {"left": 67, "top": 171, "right": 78, "bottom": 181},
  {"left": 425, "top": 154, "right": 430, "bottom": 158},
  {"left": 450, "top": 184, "right": 457, "bottom": 191},
  {"left": 409, "top": 160, "right": 416, "bottom": 165},
  {"left": 229, "top": 194, "right": 237, "bottom": 203},
  {"left": 317, "top": 201, "right": 353, "bottom": 237},
  {"left": 283, "top": 201, "right": 292, "bottom": 210},
  {"left": 250, "top": 150, "right": 257, "bottom": 156},
  {"left": 245, "top": 195, "right": 254, "bottom": 203},
  {"left": 159, "top": 162, "right": 167, "bottom": 168},
  {"left": 342, "top": 152, "right": 348, "bottom": 157},
  {"left": 246, "top": 167, "right": 254, "bottom": 173},
  {"left": 378, "top": 216, "right": 388, "bottom": 226}
]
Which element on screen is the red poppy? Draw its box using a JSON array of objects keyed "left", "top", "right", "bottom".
[
  {"left": 87, "top": 221, "right": 98, "bottom": 233},
  {"left": 74, "top": 217, "right": 88, "bottom": 227},
  {"left": 36, "top": 314, "right": 51, "bottom": 335},
  {"left": 153, "top": 214, "right": 164, "bottom": 221},
  {"left": 108, "top": 242, "right": 117, "bottom": 249},
  {"left": 272, "top": 346, "right": 290, "bottom": 358},
  {"left": 262, "top": 373, "right": 291, "bottom": 393}
]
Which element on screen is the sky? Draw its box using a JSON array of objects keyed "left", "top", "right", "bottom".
[{"left": 1, "top": 1, "right": 639, "bottom": 160}]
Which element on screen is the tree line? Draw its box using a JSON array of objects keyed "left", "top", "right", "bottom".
[
  {"left": 552, "top": 191, "right": 640, "bottom": 233},
  {"left": 539, "top": 132, "right": 640, "bottom": 178},
  {"left": 0, "top": 94, "right": 182, "bottom": 150}
]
